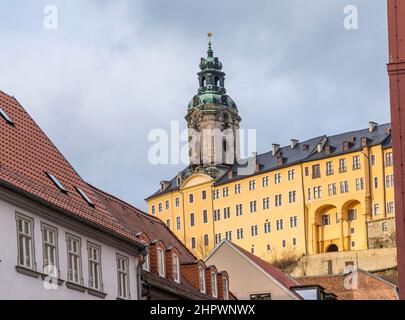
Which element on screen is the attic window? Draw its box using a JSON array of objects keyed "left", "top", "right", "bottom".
[
  {"left": 76, "top": 187, "right": 95, "bottom": 207},
  {"left": 46, "top": 172, "right": 67, "bottom": 193},
  {"left": 0, "top": 108, "right": 14, "bottom": 126}
]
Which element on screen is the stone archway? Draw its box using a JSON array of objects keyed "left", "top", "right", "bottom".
[{"left": 312, "top": 204, "right": 338, "bottom": 254}]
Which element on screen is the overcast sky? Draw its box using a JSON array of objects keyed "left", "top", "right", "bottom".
[{"left": 0, "top": 0, "right": 389, "bottom": 210}]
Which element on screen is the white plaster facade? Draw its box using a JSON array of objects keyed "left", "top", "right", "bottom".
[{"left": 0, "top": 189, "right": 142, "bottom": 300}]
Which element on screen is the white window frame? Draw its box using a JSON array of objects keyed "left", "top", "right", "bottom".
[
  {"left": 116, "top": 254, "right": 130, "bottom": 299},
  {"left": 41, "top": 223, "right": 59, "bottom": 277},
  {"left": 199, "top": 266, "right": 206, "bottom": 293},
  {"left": 88, "top": 242, "right": 103, "bottom": 292},
  {"left": 157, "top": 248, "right": 166, "bottom": 278},
  {"left": 211, "top": 272, "right": 218, "bottom": 298},
  {"left": 16, "top": 213, "right": 35, "bottom": 270},
  {"left": 66, "top": 234, "right": 82, "bottom": 285},
  {"left": 172, "top": 254, "right": 180, "bottom": 283},
  {"left": 223, "top": 277, "right": 229, "bottom": 300}
]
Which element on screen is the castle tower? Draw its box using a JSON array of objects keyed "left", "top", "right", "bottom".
[{"left": 185, "top": 34, "right": 241, "bottom": 178}]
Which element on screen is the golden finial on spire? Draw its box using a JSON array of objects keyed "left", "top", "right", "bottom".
[{"left": 208, "top": 32, "right": 213, "bottom": 40}]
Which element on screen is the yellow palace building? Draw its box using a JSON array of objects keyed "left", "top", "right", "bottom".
[{"left": 146, "top": 39, "right": 396, "bottom": 260}]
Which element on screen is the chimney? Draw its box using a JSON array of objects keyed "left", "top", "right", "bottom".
[
  {"left": 369, "top": 121, "right": 378, "bottom": 133},
  {"left": 272, "top": 144, "right": 280, "bottom": 155},
  {"left": 290, "top": 139, "right": 299, "bottom": 149}
]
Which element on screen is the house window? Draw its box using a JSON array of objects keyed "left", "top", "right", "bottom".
[
  {"left": 191, "top": 237, "right": 196, "bottom": 249},
  {"left": 172, "top": 254, "right": 180, "bottom": 283},
  {"left": 370, "top": 154, "right": 376, "bottom": 165},
  {"left": 308, "top": 188, "right": 311, "bottom": 201},
  {"left": 213, "top": 189, "right": 220, "bottom": 199},
  {"left": 274, "top": 173, "right": 281, "bottom": 184},
  {"left": 263, "top": 197, "right": 270, "bottom": 210},
  {"left": 16, "top": 215, "right": 35, "bottom": 269},
  {"left": 374, "top": 177, "right": 379, "bottom": 188},
  {"left": 250, "top": 201, "right": 257, "bottom": 213},
  {"left": 211, "top": 272, "right": 218, "bottom": 298},
  {"left": 158, "top": 203, "right": 162, "bottom": 212},
  {"left": 67, "top": 235, "right": 82, "bottom": 284},
  {"left": 275, "top": 194, "right": 282, "bottom": 207},
  {"left": 313, "top": 186, "right": 322, "bottom": 199},
  {"left": 336, "top": 212, "right": 340, "bottom": 223},
  {"left": 223, "top": 187, "right": 229, "bottom": 197},
  {"left": 175, "top": 197, "right": 180, "bottom": 207},
  {"left": 386, "top": 174, "right": 394, "bottom": 188},
  {"left": 276, "top": 219, "right": 284, "bottom": 231},
  {"left": 339, "top": 159, "right": 347, "bottom": 173},
  {"left": 223, "top": 277, "right": 229, "bottom": 300},
  {"left": 214, "top": 209, "right": 221, "bottom": 221},
  {"left": 387, "top": 201, "right": 395, "bottom": 214},
  {"left": 203, "top": 210, "right": 208, "bottom": 223},
  {"left": 189, "top": 194, "right": 194, "bottom": 203},
  {"left": 352, "top": 156, "right": 361, "bottom": 170},
  {"left": 356, "top": 178, "right": 364, "bottom": 190},
  {"left": 151, "top": 206, "right": 156, "bottom": 215},
  {"left": 236, "top": 204, "right": 243, "bottom": 216},
  {"left": 199, "top": 267, "right": 206, "bottom": 293},
  {"left": 237, "top": 228, "right": 244, "bottom": 239},
  {"left": 190, "top": 213, "right": 195, "bottom": 227},
  {"left": 264, "top": 221, "right": 271, "bottom": 233},
  {"left": 215, "top": 234, "right": 222, "bottom": 245},
  {"left": 204, "top": 234, "right": 209, "bottom": 246},
  {"left": 328, "top": 183, "right": 337, "bottom": 196},
  {"left": 165, "top": 200, "right": 170, "bottom": 210},
  {"left": 251, "top": 225, "right": 258, "bottom": 236},
  {"left": 292, "top": 238, "right": 297, "bottom": 246},
  {"left": 282, "top": 240, "right": 286, "bottom": 248},
  {"left": 142, "top": 242, "right": 150, "bottom": 272},
  {"left": 385, "top": 152, "right": 393, "bottom": 167},
  {"left": 262, "top": 176, "right": 269, "bottom": 187},
  {"left": 157, "top": 248, "right": 166, "bottom": 277},
  {"left": 288, "top": 169, "right": 295, "bottom": 181},
  {"left": 312, "top": 164, "right": 321, "bottom": 179},
  {"left": 249, "top": 180, "right": 256, "bottom": 190},
  {"left": 117, "top": 255, "right": 130, "bottom": 299},
  {"left": 225, "top": 231, "right": 232, "bottom": 241},
  {"left": 176, "top": 217, "right": 181, "bottom": 230},
  {"left": 235, "top": 184, "right": 241, "bottom": 194},
  {"left": 382, "top": 222, "right": 388, "bottom": 232},
  {"left": 88, "top": 243, "right": 102, "bottom": 291},
  {"left": 305, "top": 167, "right": 309, "bottom": 176},
  {"left": 290, "top": 216, "right": 298, "bottom": 228},
  {"left": 224, "top": 207, "right": 231, "bottom": 219},
  {"left": 42, "top": 224, "right": 58, "bottom": 276},
  {"left": 340, "top": 180, "right": 349, "bottom": 193},
  {"left": 348, "top": 209, "right": 357, "bottom": 221},
  {"left": 289, "top": 191, "right": 296, "bottom": 203},
  {"left": 202, "top": 190, "right": 207, "bottom": 200},
  {"left": 326, "top": 161, "right": 334, "bottom": 175},
  {"left": 322, "top": 214, "right": 331, "bottom": 226},
  {"left": 166, "top": 219, "right": 171, "bottom": 229},
  {"left": 373, "top": 203, "right": 380, "bottom": 215}
]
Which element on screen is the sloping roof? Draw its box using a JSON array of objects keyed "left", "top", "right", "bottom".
[
  {"left": 297, "top": 269, "right": 398, "bottom": 300},
  {"left": 205, "top": 240, "right": 300, "bottom": 298},
  {"left": 148, "top": 122, "right": 392, "bottom": 198},
  {"left": 0, "top": 90, "right": 143, "bottom": 247},
  {"left": 91, "top": 185, "right": 196, "bottom": 264}
]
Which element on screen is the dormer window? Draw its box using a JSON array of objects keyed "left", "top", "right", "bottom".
[
  {"left": 176, "top": 176, "right": 182, "bottom": 186},
  {"left": 142, "top": 242, "right": 150, "bottom": 272},
  {"left": 223, "top": 277, "right": 229, "bottom": 300},
  {"left": 157, "top": 248, "right": 166, "bottom": 278},
  {"left": 211, "top": 272, "right": 218, "bottom": 298},
  {"left": 199, "top": 266, "right": 206, "bottom": 293},
  {"left": 172, "top": 254, "right": 180, "bottom": 283}
]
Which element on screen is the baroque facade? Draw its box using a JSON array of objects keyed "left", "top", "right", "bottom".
[{"left": 146, "top": 41, "right": 396, "bottom": 261}]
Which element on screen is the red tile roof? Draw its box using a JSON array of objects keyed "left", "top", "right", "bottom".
[
  {"left": 0, "top": 90, "right": 143, "bottom": 245},
  {"left": 230, "top": 242, "right": 300, "bottom": 289}
]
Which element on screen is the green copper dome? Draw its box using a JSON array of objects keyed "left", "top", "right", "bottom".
[{"left": 188, "top": 35, "right": 237, "bottom": 111}]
